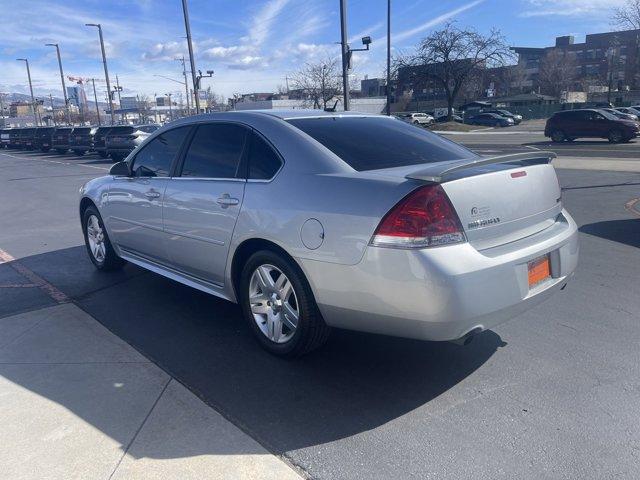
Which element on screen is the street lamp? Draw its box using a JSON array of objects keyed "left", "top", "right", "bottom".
[
  {"left": 165, "top": 93, "right": 173, "bottom": 121},
  {"left": 176, "top": 56, "right": 191, "bottom": 115},
  {"left": 181, "top": 0, "right": 200, "bottom": 113},
  {"left": 85, "top": 23, "right": 115, "bottom": 125},
  {"left": 339, "top": 0, "right": 373, "bottom": 111},
  {"left": 45, "top": 43, "right": 70, "bottom": 125},
  {"left": 195, "top": 70, "right": 214, "bottom": 112},
  {"left": 16, "top": 58, "right": 40, "bottom": 126}
]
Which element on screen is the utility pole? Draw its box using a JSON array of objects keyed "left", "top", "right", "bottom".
[
  {"left": 386, "top": 0, "right": 392, "bottom": 116},
  {"left": 339, "top": 0, "right": 350, "bottom": 111},
  {"left": 115, "top": 75, "right": 123, "bottom": 122},
  {"left": 182, "top": 0, "right": 200, "bottom": 113},
  {"left": 177, "top": 56, "right": 191, "bottom": 115},
  {"left": 91, "top": 78, "right": 101, "bottom": 126},
  {"left": 49, "top": 94, "right": 56, "bottom": 125},
  {"left": 166, "top": 93, "right": 173, "bottom": 121},
  {"left": 86, "top": 23, "right": 115, "bottom": 125},
  {"left": 16, "top": 58, "right": 40, "bottom": 126},
  {"left": 45, "top": 44, "right": 70, "bottom": 125}
]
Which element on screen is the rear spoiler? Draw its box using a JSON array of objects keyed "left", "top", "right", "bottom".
[{"left": 405, "top": 151, "right": 557, "bottom": 183}]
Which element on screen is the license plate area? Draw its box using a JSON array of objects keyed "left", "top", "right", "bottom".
[{"left": 528, "top": 254, "right": 551, "bottom": 288}]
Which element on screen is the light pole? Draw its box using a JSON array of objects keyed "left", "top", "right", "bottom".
[
  {"left": 195, "top": 69, "right": 214, "bottom": 112},
  {"left": 340, "top": 0, "right": 350, "bottom": 111},
  {"left": 166, "top": 93, "right": 173, "bottom": 121},
  {"left": 49, "top": 94, "right": 56, "bottom": 126},
  {"left": 386, "top": 0, "right": 392, "bottom": 116},
  {"left": 181, "top": 0, "right": 200, "bottom": 113},
  {"left": 115, "top": 75, "right": 123, "bottom": 123},
  {"left": 91, "top": 78, "right": 101, "bottom": 126},
  {"left": 85, "top": 23, "right": 115, "bottom": 125},
  {"left": 45, "top": 43, "right": 70, "bottom": 125},
  {"left": 339, "top": 0, "right": 371, "bottom": 111},
  {"left": 176, "top": 56, "right": 191, "bottom": 115},
  {"left": 16, "top": 58, "right": 40, "bottom": 126}
]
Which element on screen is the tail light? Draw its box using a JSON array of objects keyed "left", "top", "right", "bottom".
[{"left": 370, "top": 185, "right": 466, "bottom": 248}]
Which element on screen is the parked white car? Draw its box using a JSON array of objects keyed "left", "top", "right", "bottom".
[{"left": 397, "top": 112, "right": 434, "bottom": 126}]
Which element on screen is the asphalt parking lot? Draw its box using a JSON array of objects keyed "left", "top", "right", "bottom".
[
  {"left": 443, "top": 130, "right": 640, "bottom": 159},
  {"left": 1, "top": 145, "right": 640, "bottom": 479}
]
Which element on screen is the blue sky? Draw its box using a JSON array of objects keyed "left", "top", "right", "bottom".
[{"left": 0, "top": 0, "right": 622, "bottom": 101}]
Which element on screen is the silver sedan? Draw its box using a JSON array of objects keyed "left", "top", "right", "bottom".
[{"left": 79, "top": 111, "right": 578, "bottom": 356}]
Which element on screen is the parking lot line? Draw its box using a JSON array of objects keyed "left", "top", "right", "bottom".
[
  {"left": 0, "top": 247, "right": 69, "bottom": 304},
  {"left": 1, "top": 152, "right": 109, "bottom": 172}
]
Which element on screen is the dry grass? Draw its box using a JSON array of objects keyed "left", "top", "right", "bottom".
[{"left": 429, "top": 122, "right": 481, "bottom": 132}]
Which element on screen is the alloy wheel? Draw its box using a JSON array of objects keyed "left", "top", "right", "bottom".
[
  {"left": 86, "top": 215, "right": 106, "bottom": 263},
  {"left": 249, "top": 264, "right": 299, "bottom": 344}
]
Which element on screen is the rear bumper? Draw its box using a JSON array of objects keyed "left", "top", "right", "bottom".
[{"left": 299, "top": 209, "right": 579, "bottom": 342}]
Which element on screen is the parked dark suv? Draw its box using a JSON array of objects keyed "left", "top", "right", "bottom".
[
  {"left": 92, "top": 127, "right": 113, "bottom": 158},
  {"left": 545, "top": 109, "right": 639, "bottom": 143},
  {"left": 34, "top": 127, "right": 56, "bottom": 152},
  {"left": 52, "top": 127, "right": 74, "bottom": 153},
  {"left": 69, "top": 126, "right": 96, "bottom": 155},
  {"left": 17, "top": 127, "right": 38, "bottom": 150}
]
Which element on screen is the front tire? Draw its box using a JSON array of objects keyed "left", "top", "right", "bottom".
[
  {"left": 551, "top": 129, "right": 566, "bottom": 143},
  {"left": 98, "top": 151, "right": 109, "bottom": 158},
  {"left": 608, "top": 129, "right": 623, "bottom": 143},
  {"left": 239, "top": 250, "right": 330, "bottom": 357},
  {"left": 82, "top": 205, "right": 124, "bottom": 271}
]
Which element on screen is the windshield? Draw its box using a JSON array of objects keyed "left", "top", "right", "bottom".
[
  {"left": 597, "top": 109, "right": 619, "bottom": 120},
  {"left": 287, "top": 116, "right": 477, "bottom": 171}
]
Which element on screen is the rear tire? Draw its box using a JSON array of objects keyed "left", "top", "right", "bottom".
[
  {"left": 239, "top": 250, "right": 330, "bottom": 357},
  {"left": 73, "top": 149, "right": 85, "bottom": 156},
  {"left": 55, "top": 148, "right": 67, "bottom": 154},
  {"left": 551, "top": 130, "right": 566, "bottom": 143},
  {"left": 81, "top": 205, "right": 125, "bottom": 271}
]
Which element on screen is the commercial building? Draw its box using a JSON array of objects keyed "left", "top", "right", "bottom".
[
  {"left": 360, "top": 77, "right": 387, "bottom": 97},
  {"left": 119, "top": 96, "right": 138, "bottom": 110},
  {"left": 511, "top": 29, "right": 640, "bottom": 94},
  {"left": 66, "top": 85, "right": 88, "bottom": 114},
  {"left": 9, "top": 101, "right": 44, "bottom": 117}
]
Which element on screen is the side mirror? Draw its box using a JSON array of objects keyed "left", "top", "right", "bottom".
[{"left": 109, "top": 161, "right": 130, "bottom": 176}]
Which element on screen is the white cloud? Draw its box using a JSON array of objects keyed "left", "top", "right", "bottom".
[
  {"left": 392, "top": 0, "right": 485, "bottom": 43},
  {"left": 519, "top": 0, "right": 626, "bottom": 17},
  {"left": 141, "top": 41, "right": 186, "bottom": 61}
]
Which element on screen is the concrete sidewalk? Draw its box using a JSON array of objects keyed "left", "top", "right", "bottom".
[
  {"left": 0, "top": 303, "right": 302, "bottom": 480},
  {"left": 553, "top": 156, "right": 640, "bottom": 172}
]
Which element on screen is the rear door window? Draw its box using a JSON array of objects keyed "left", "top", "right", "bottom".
[
  {"left": 179, "top": 123, "right": 248, "bottom": 179},
  {"left": 287, "top": 117, "right": 477, "bottom": 171},
  {"left": 247, "top": 132, "right": 282, "bottom": 180}
]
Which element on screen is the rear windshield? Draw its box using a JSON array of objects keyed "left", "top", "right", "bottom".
[
  {"left": 136, "top": 125, "right": 159, "bottom": 133},
  {"left": 74, "top": 127, "right": 91, "bottom": 134},
  {"left": 287, "top": 116, "right": 477, "bottom": 171}
]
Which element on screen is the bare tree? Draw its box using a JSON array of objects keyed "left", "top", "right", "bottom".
[
  {"left": 291, "top": 57, "right": 343, "bottom": 109},
  {"left": 398, "top": 22, "right": 513, "bottom": 120},
  {"left": 537, "top": 49, "right": 578, "bottom": 98},
  {"left": 612, "top": 0, "right": 640, "bottom": 29}
]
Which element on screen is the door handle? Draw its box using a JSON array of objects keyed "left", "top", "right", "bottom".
[
  {"left": 144, "top": 189, "right": 161, "bottom": 200},
  {"left": 216, "top": 193, "right": 239, "bottom": 208}
]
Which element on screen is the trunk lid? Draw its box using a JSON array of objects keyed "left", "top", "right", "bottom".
[{"left": 404, "top": 152, "right": 562, "bottom": 250}]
